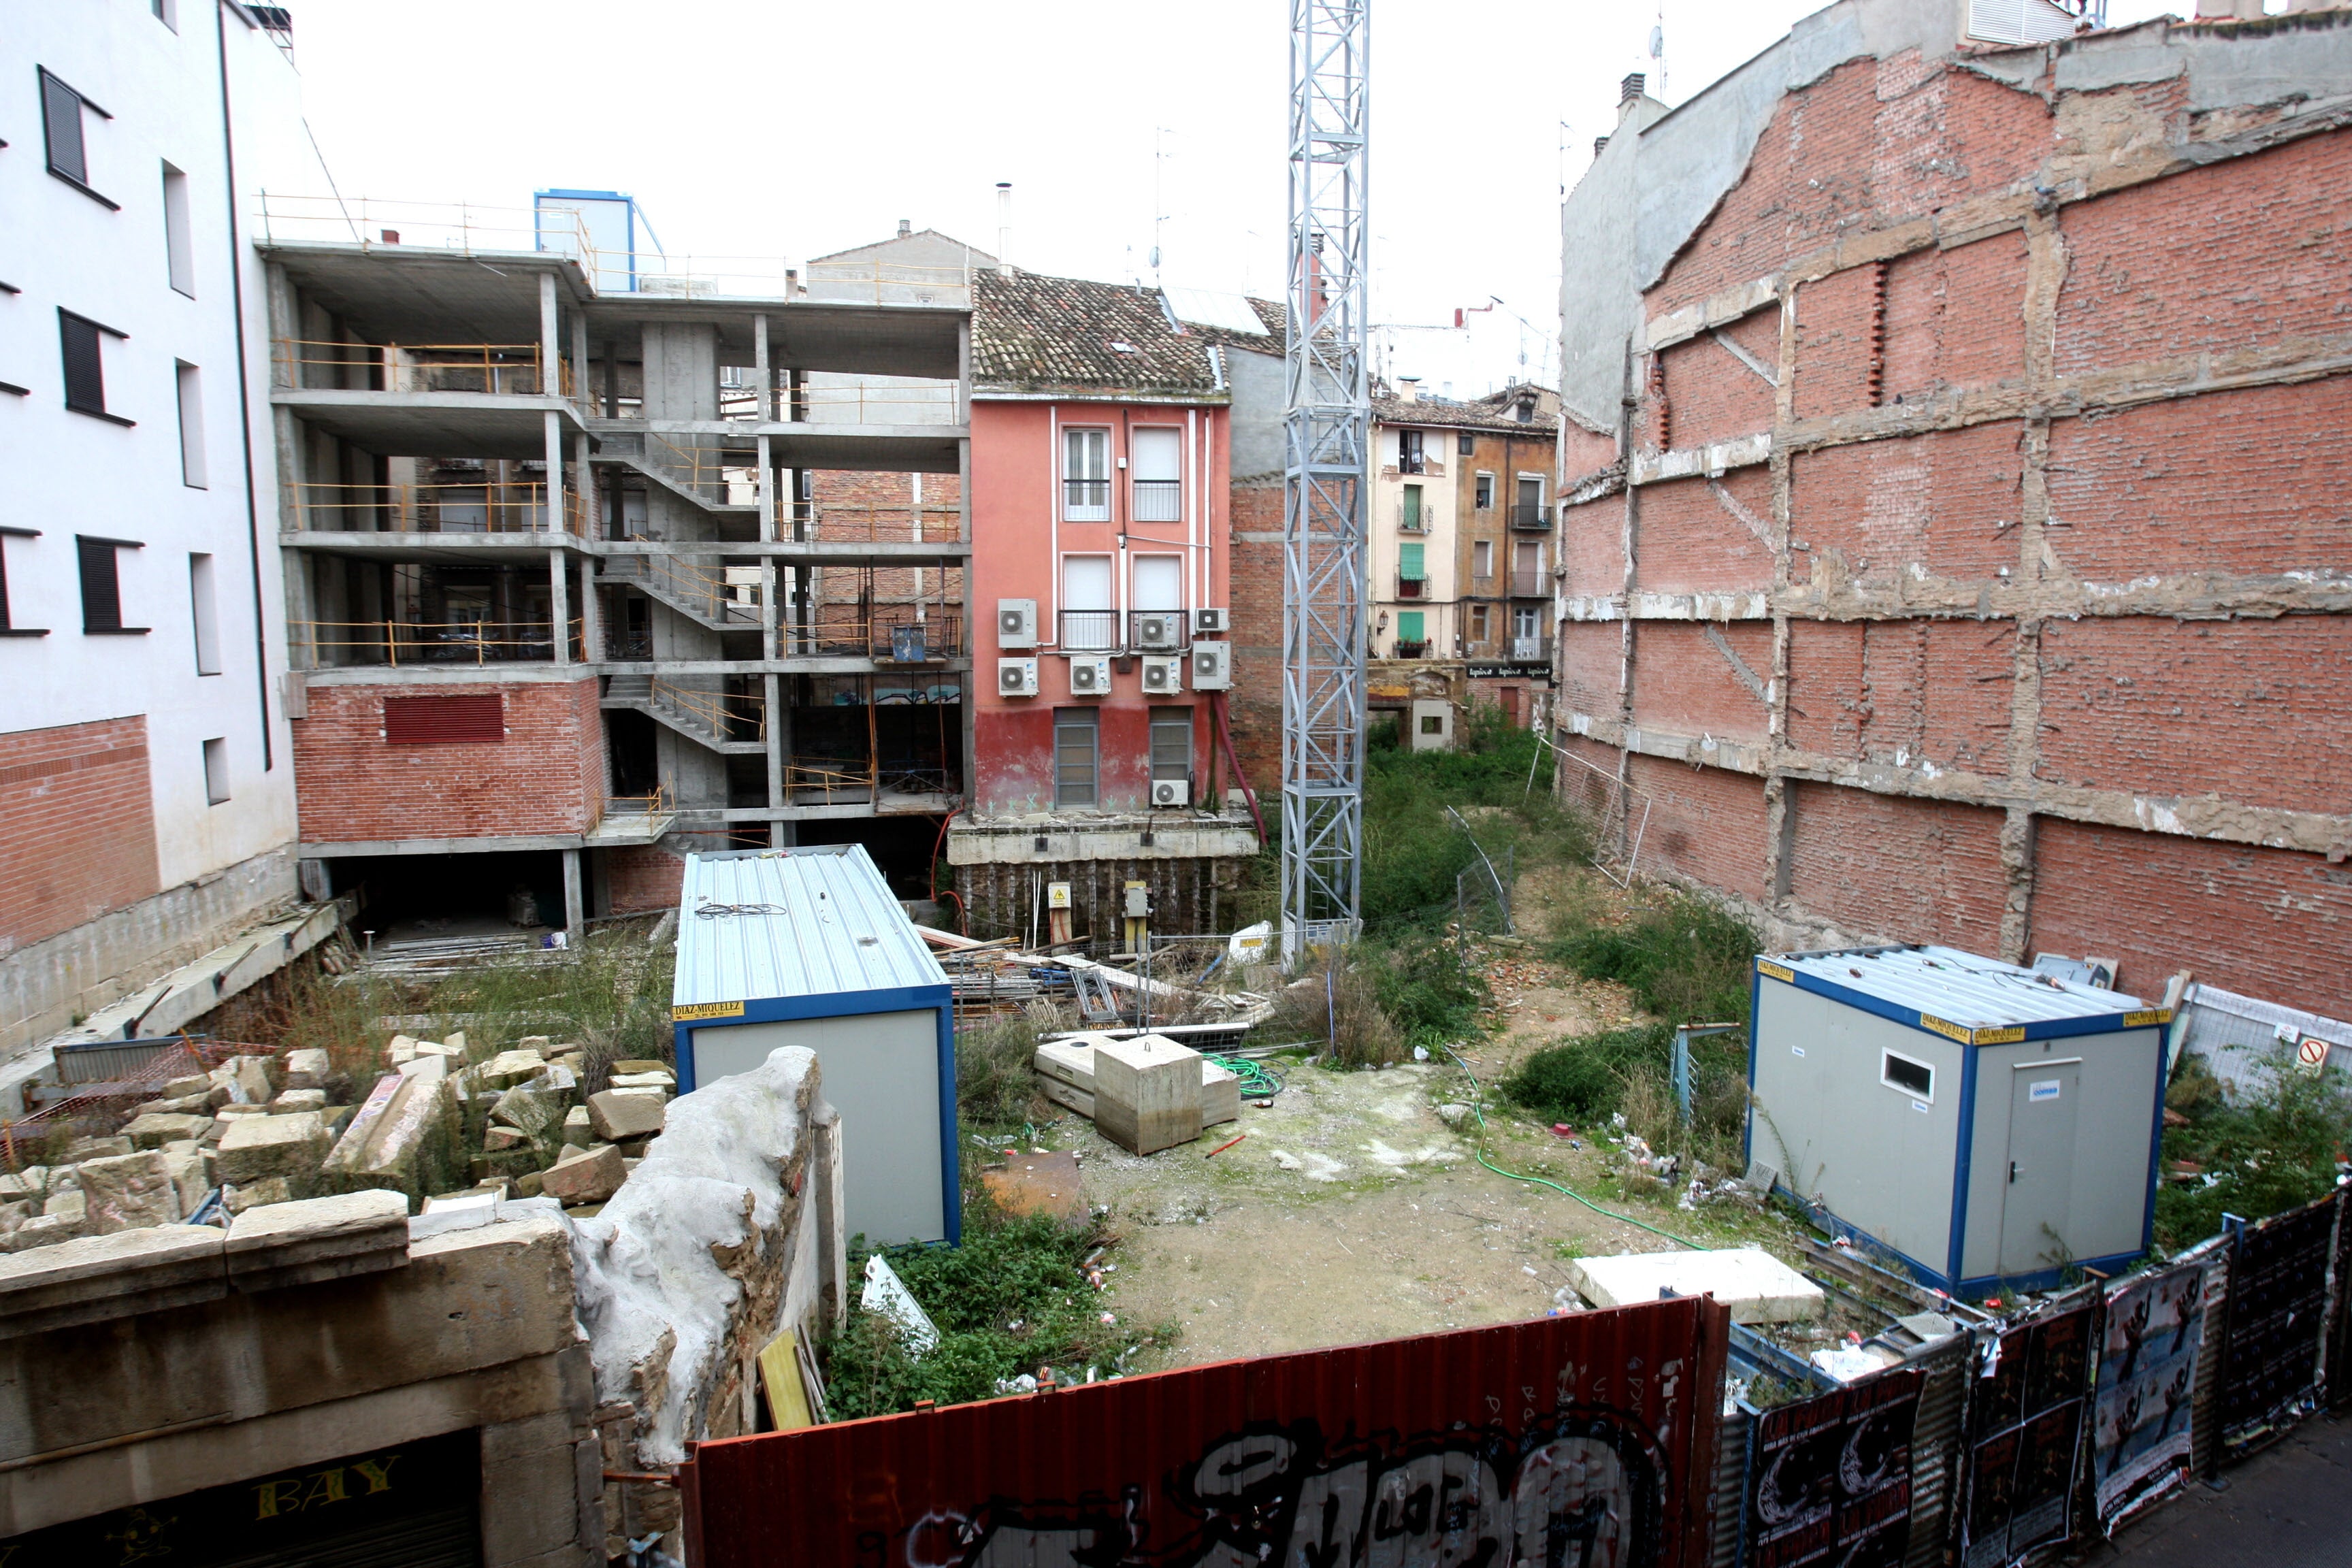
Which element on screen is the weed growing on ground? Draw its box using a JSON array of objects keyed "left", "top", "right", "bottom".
[
  {"left": 1268, "top": 949, "right": 1404, "bottom": 1067},
  {"left": 1549, "top": 890, "right": 1759, "bottom": 1026},
  {"left": 1500, "top": 1020, "right": 1751, "bottom": 1173},
  {"left": 823, "top": 1200, "right": 1172, "bottom": 1419},
  {"left": 957, "top": 1004, "right": 1054, "bottom": 1131},
  {"left": 2157, "top": 1044, "right": 2352, "bottom": 1247}
]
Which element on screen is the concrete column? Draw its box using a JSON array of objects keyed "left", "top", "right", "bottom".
[
  {"left": 543, "top": 410, "right": 566, "bottom": 537},
  {"left": 753, "top": 312, "right": 772, "bottom": 423},
  {"left": 570, "top": 309, "right": 590, "bottom": 407},
  {"left": 549, "top": 548, "right": 571, "bottom": 665},
  {"left": 540, "top": 273, "right": 567, "bottom": 537},
  {"left": 765, "top": 672, "right": 784, "bottom": 814},
  {"left": 578, "top": 555, "right": 600, "bottom": 663},
  {"left": 562, "top": 849, "right": 585, "bottom": 946}
]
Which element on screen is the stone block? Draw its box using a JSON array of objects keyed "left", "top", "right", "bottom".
[
  {"left": 42, "top": 1190, "right": 86, "bottom": 1232},
  {"left": 588, "top": 1090, "right": 666, "bottom": 1143},
  {"left": 387, "top": 1033, "right": 420, "bottom": 1066},
  {"left": 543, "top": 1143, "right": 625, "bottom": 1207},
  {"left": 215, "top": 1102, "right": 272, "bottom": 1119},
  {"left": 608, "top": 1071, "right": 674, "bottom": 1094},
  {"left": 562, "top": 1105, "right": 591, "bottom": 1143},
  {"left": 0, "top": 1224, "right": 227, "bottom": 1337},
  {"left": 120, "top": 1112, "right": 216, "bottom": 1150},
  {"left": 1091, "top": 1036, "right": 1203, "bottom": 1156},
  {"left": 0, "top": 1216, "right": 74, "bottom": 1254},
  {"left": 1566, "top": 1247, "right": 1826, "bottom": 1324},
  {"left": 0, "top": 1200, "right": 27, "bottom": 1235},
  {"left": 65, "top": 1136, "right": 133, "bottom": 1162},
  {"left": 221, "top": 1054, "right": 278, "bottom": 1105},
  {"left": 323, "top": 1060, "right": 447, "bottom": 1182},
  {"left": 161, "top": 1148, "right": 212, "bottom": 1215},
  {"left": 225, "top": 1188, "right": 411, "bottom": 1292},
  {"left": 225, "top": 1176, "right": 291, "bottom": 1213},
  {"left": 77, "top": 1152, "right": 184, "bottom": 1233},
  {"left": 486, "top": 1126, "right": 532, "bottom": 1152},
  {"left": 270, "top": 1089, "right": 328, "bottom": 1114},
  {"left": 481, "top": 1049, "right": 548, "bottom": 1090},
  {"left": 161, "top": 1073, "right": 213, "bottom": 1101},
  {"left": 127, "top": 1093, "right": 212, "bottom": 1119},
  {"left": 0, "top": 1169, "right": 45, "bottom": 1203},
  {"left": 441, "top": 1030, "right": 470, "bottom": 1055},
  {"left": 492, "top": 1079, "right": 569, "bottom": 1134},
  {"left": 216, "top": 1111, "right": 331, "bottom": 1188},
  {"left": 282, "top": 1048, "right": 332, "bottom": 1091},
  {"left": 610, "top": 1058, "right": 667, "bottom": 1077}
]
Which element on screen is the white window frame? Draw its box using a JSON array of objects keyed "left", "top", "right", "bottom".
[
  {"left": 1880, "top": 1047, "right": 1936, "bottom": 1103},
  {"left": 1062, "top": 427, "right": 1111, "bottom": 521},
  {"left": 163, "top": 163, "right": 196, "bottom": 296}
]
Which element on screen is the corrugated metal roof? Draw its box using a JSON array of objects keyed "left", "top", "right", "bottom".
[
  {"left": 672, "top": 845, "right": 949, "bottom": 1009},
  {"left": 1766, "top": 945, "right": 2151, "bottom": 1032}
]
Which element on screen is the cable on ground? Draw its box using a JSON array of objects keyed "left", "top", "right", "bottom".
[{"left": 1437, "top": 1044, "right": 1709, "bottom": 1251}]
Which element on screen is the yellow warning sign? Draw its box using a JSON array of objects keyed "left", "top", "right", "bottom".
[
  {"left": 1973, "top": 1026, "right": 2027, "bottom": 1046},
  {"left": 672, "top": 1000, "right": 747, "bottom": 1022},
  {"left": 1757, "top": 960, "right": 1795, "bottom": 983},
  {"left": 1920, "top": 1014, "right": 1971, "bottom": 1045},
  {"left": 2123, "top": 1009, "right": 2173, "bottom": 1028}
]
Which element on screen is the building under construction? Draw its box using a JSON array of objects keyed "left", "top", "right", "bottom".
[{"left": 261, "top": 200, "right": 970, "bottom": 932}]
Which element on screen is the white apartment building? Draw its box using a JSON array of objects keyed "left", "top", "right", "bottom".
[{"left": 0, "top": 1, "right": 323, "bottom": 1054}]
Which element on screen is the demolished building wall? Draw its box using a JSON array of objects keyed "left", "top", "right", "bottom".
[{"left": 1554, "top": 1, "right": 2352, "bottom": 1014}]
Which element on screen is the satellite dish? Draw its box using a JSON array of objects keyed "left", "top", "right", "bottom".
[{"left": 1649, "top": 24, "right": 1663, "bottom": 56}]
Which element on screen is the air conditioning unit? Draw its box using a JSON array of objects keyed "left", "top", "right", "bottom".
[
  {"left": 1134, "top": 613, "right": 1183, "bottom": 651},
  {"left": 1067, "top": 656, "right": 1111, "bottom": 696},
  {"left": 1141, "top": 655, "right": 1183, "bottom": 695},
  {"left": 996, "top": 657, "right": 1039, "bottom": 697},
  {"left": 996, "top": 598, "right": 1039, "bottom": 649},
  {"left": 1190, "top": 641, "right": 1233, "bottom": 690},
  {"left": 1150, "top": 779, "right": 1191, "bottom": 808},
  {"left": 1193, "top": 608, "right": 1230, "bottom": 634}
]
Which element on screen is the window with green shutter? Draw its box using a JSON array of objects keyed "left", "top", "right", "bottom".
[
  {"left": 1396, "top": 611, "right": 1425, "bottom": 642},
  {"left": 1401, "top": 485, "right": 1422, "bottom": 531},
  {"left": 1399, "top": 542, "right": 1425, "bottom": 581}
]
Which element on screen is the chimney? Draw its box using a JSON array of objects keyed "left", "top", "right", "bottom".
[
  {"left": 1396, "top": 376, "right": 1421, "bottom": 404},
  {"left": 1515, "top": 393, "right": 1536, "bottom": 423},
  {"left": 995, "top": 183, "right": 1014, "bottom": 278},
  {"left": 1620, "top": 72, "right": 1646, "bottom": 105},
  {"left": 1593, "top": 135, "right": 1611, "bottom": 157},
  {"left": 896, "top": 218, "right": 911, "bottom": 239}
]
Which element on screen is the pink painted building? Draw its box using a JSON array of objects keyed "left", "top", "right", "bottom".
[{"left": 947, "top": 270, "right": 1281, "bottom": 940}]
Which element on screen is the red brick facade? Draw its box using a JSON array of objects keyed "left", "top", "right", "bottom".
[
  {"left": 0, "top": 718, "right": 160, "bottom": 952},
  {"left": 1559, "top": 29, "right": 2352, "bottom": 1015},
  {"left": 604, "top": 845, "right": 687, "bottom": 915},
  {"left": 291, "top": 679, "right": 606, "bottom": 845},
  {"left": 1224, "top": 478, "right": 1286, "bottom": 802}
]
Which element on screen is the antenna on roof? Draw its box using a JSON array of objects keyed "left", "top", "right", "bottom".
[{"left": 994, "top": 183, "right": 1013, "bottom": 278}]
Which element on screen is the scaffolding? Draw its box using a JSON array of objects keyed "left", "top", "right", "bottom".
[{"left": 1281, "top": 0, "right": 1372, "bottom": 950}]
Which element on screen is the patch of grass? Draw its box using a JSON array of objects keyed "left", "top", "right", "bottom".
[
  {"left": 1268, "top": 949, "right": 1404, "bottom": 1067},
  {"left": 1549, "top": 890, "right": 1759, "bottom": 1026},
  {"left": 956, "top": 1004, "right": 1052, "bottom": 1131},
  {"left": 822, "top": 1201, "right": 1171, "bottom": 1420},
  {"left": 2156, "top": 1045, "right": 2352, "bottom": 1248},
  {"left": 1503, "top": 1025, "right": 1673, "bottom": 1124},
  {"left": 1501, "top": 1019, "right": 1751, "bottom": 1173},
  {"left": 1369, "top": 937, "right": 1487, "bottom": 1050}
]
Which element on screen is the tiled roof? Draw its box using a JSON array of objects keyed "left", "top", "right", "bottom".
[
  {"left": 970, "top": 270, "right": 1279, "bottom": 397},
  {"left": 1372, "top": 384, "right": 1558, "bottom": 434}
]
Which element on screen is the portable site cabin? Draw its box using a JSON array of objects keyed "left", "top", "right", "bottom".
[
  {"left": 1746, "top": 945, "right": 2170, "bottom": 1295},
  {"left": 671, "top": 845, "right": 959, "bottom": 1245}
]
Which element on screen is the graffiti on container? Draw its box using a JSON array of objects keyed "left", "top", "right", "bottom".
[{"left": 871, "top": 1411, "right": 1667, "bottom": 1568}]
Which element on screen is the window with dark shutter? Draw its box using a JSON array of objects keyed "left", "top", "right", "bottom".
[
  {"left": 0, "top": 529, "right": 45, "bottom": 636},
  {"left": 60, "top": 312, "right": 104, "bottom": 414},
  {"left": 385, "top": 694, "right": 504, "bottom": 745},
  {"left": 78, "top": 536, "right": 128, "bottom": 632},
  {"left": 41, "top": 71, "right": 86, "bottom": 184}
]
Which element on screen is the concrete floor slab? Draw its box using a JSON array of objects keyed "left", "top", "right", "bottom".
[{"left": 1567, "top": 1247, "right": 1825, "bottom": 1323}]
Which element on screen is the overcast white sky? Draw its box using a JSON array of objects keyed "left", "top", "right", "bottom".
[{"left": 282, "top": 0, "right": 2180, "bottom": 396}]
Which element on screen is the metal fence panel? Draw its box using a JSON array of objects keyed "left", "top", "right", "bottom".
[{"left": 1904, "top": 1337, "right": 1972, "bottom": 1568}]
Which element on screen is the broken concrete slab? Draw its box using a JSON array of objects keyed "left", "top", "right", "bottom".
[
  {"left": 121, "top": 1112, "right": 216, "bottom": 1150},
  {"left": 215, "top": 1111, "right": 331, "bottom": 1189},
  {"left": 1566, "top": 1247, "right": 1825, "bottom": 1324},
  {"left": 542, "top": 1143, "right": 626, "bottom": 1207},
  {"left": 0, "top": 1224, "right": 227, "bottom": 1337},
  {"left": 588, "top": 1090, "right": 666, "bottom": 1143},
  {"left": 322, "top": 1058, "right": 448, "bottom": 1184},
  {"left": 269, "top": 1089, "right": 328, "bottom": 1115},
  {"left": 76, "top": 1152, "right": 184, "bottom": 1233},
  {"left": 479, "top": 1049, "right": 546, "bottom": 1090},
  {"left": 225, "top": 1177, "right": 292, "bottom": 1214},
  {"left": 225, "top": 1189, "right": 410, "bottom": 1292},
  {"left": 282, "top": 1049, "right": 331, "bottom": 1091}
]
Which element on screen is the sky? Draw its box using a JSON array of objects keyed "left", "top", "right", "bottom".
[{"left": 280, "top": 0, "right": 2183, "bottom": 397}]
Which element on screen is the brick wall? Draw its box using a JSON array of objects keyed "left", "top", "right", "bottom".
[
  {"left": 292, "top": 679, "right": 606, "bottom": 844},
  {"left": 604, "top": 845, "right": 687, "bottom": 915},
  {"left": 1557, "top": 623, "right": 1622, "bottom": 719},
  {"left": 1656, "top": 316, "right": 1776, "bottom": 450},
  {"left": 1561, "top": 495, "right": 1622, "bottom": 598},
  {"left": 1786, "top": 783, "right": 2008, "bottom": 950},
  {"left": 1786, "top": 619, "right": 2015, "bottom": 774},
  {"left": 1225, "top": 479, "right": 1286, "bottom": 800},
  {"left": 0, "top": 718, "right": 160, "bottom": 952},
  {"left": 1629, "top": 622, "right": 1771, "bottom": 742},
  {"left": 1633, "top": 472, "right": 1773, "bottom": 594},
  {"left": 1880, "top": 230, "right": 2028, "bottom": 400},
  {"left": 1627, "top": 753, "right": 1771, "bottom": 902},
  {"left": 1788, "top": 421, "right": 2025, "bottom": 585}
]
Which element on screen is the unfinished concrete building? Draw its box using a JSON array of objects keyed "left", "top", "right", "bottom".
[
  {"left": 259, "top": 212, "right": 969, "bottom": 928},
  {"left": 1554, "top": 1, "right": 2352, "bottom": 1014}
]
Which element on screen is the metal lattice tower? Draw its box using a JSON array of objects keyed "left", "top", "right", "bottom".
[{"left": 1281, "top": 0, "right": 1371, "bottom": 951}]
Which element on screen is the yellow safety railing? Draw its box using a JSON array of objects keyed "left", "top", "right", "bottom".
[
  {"left": 295, "top": 618, "right": 584, "bottom": 666},
  {"left": 275, "top": 340, "right": 574, "bottom": 399},
  {"left": 641, "top": 433, "right": 762, "bottom": 506},
  {"left": 649, "top": 680, "right": 766, "bottom": 740},
  {"left": 794, "top": 504, "right": 964, "bottom": 546},
  {"left": 604, "top": 552, "right": 761, "bottom": 625},
  {"left": 606, "top": 783, "right": 671, "bottom": 817},
  {"left": 298, "top": 481, "right": 587, "bottom": 536}
]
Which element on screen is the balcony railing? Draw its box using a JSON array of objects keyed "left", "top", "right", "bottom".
[
  {"left": 297, "top": 481, "right": 587, "bottom": 536},
  {"left": 775, "top": 608, "right": 966, "bottom": 661},
  {"left": 1509, "top": 571, "right": 1549, "bottom": 598},
  {"left": 1508, "top": 635, "right": 1555, "bottom": 664},
  {"left": 1397, "top": 504, "right": 1427, "bottom": 533},
  {"left": 1393, "top": 640, "right": 1431, "bottom": 659},
  {"left": 1131, "top": 479, "right": 1182, "bottom": 523},
  {"left": 1063, "top": 478, "right": 1110, "bottom": 520},
  {"left": 789, "top": 504, "right": 964, "bottom": 546},
  {"left": 603, "top": 554, "right": 762, "bottom": 627},
  {"left": 1059, "top": 609, "right": 1121, "bottom": 651},
  {"left": 275, "top": 340, "right": 572, "bottom": 398},
  {"left": 1396, "top": 576, "right": 1428, "bottom": 601},
  {"left": 651, "top": 679, "right": 764, "bottom": 742},
  {"left": 1469, "top": 572, "right": 1497, "bottom": 595},
  {"left": 1509, "top": 504, "right": 1550, "bottom": 531},
  {"left": 297, "top": 617, "right": 579, "bottom": 666}
]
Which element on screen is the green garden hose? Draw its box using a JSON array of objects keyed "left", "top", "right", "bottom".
[
  {"left": 1205, "top": 1054, "right": 1285, "bottom": 1098},
  {"left": 1438, "top": 1045, "right": 1709, "bottom": 1251}
]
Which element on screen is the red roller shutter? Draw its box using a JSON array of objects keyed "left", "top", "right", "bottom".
[{"left": 384, "top": 694, "right": 504, "bottom": 745}]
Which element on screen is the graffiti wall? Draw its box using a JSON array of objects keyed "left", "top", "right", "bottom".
[
  {"left": 1956, "top": 1304, "right": 2093, "bottom": 1568},
  {"left": 2092, "top": 1261, "right": 2212, "bottom": 1533},
  {"left": 679, "top": 1298, "right": 1730, "bottom": 1568},
  {"left": 1743, "top": 1368, "right": 1922, "bottom": 1568},
  {"left": 2217, "top": 1192, "right": 2342, "bottom": 1458}
]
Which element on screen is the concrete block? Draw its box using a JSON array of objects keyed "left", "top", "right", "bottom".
[
  {"left": 76, "top": 1152, "right": 184, "bottom": 1232},
  {"left": 121, "top": 1112, "right": 216, "bottom": 1150},
  {"left": 1037, "top": 1075, "right": 1094, "bottom": 1119},
  {"left": 587, "top": 1090, "right": 665, "bottom": 1143},
  {"left": 161, "top": 1147, "right": 212, "bottom": 1216},
  {"left": 440, "top": 1030, "right": 470, "bottom": 1055},
  {"left": 544, "top": 1144, "right": 625, "bottom": 1207},
  {"left": 1034, "top": 1041, "right": 1096, "bottom": 1092},
  {"left": 323, "top": 1061, "right": 447, "bottom": 1183},
  {"left": 225, "top": 1189, "right": 411, "bottom": 1292},
  {"left": 1092, "top": 1036, "right": 1203, "bottom": 1156},
  {"left": 269, "top": 1089, "right": 328, "bottom": 1114},
  {"left": 481, "top": 1049, "right": 548, "bottom": 1089},
  {"left": 1565, "top": 1247, "right": 1826, "bottom": 1324},
  {"left": 282, "top": 1048, "right": 331, "bottom": 1091},
  {"left": 387, "top": 1033, "right": 420, "bottom": 1066},
  {"left": 215, "top": 1111, "right": 331, "bottom": 1188},
  {"left": 225, "top": 1176, "right": 291, "bottom": 1213},
  {"left": 0, "top": 1215, "right": 75, "bottom": 1254},
  {"left": 0, "top": 1224, "right": 227, "bottom": 1338},
  {"left": 161, "top": 1073, "right": 214, "bottom": 1101},
  {"left": 1201, "top": 1061, "right": 1240, "bottom": 1129},
  {"left": 1039, "top": 1042, "right": 1235, "bottom": 1130}
]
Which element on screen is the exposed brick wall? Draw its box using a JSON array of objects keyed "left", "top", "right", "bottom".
[
  {"left": 1554, "top": 732, "right": 1624, "bottom": 823},
  {"left": 2028, "top": 819, "right": 2352, "bottom": 1018},
  {"left": 0, "top": 718, "right": 160, "bottom": 952},
  {"left": 604, "top": 845, "right": 687, "bottom": 915},
  {"left": 1561, "top": 496, "right": 1621, "bottom": 598},
  {"left": 1629, "top": 622, "right": 1771, "bottom": 742},
  {"left": 1225, "top": 479, "right": 1286, "bottom": 801},
  {"left": 1789, "top": 421, "right": 2026, "bottom": 585},
  {"left": 2036, "top": 616, "right": 2352, "bottom": 816},
  {"left": 1880, "top": 229, "right": 2028, "bottom": 401},
  {"left": 1560, "top": 421, "right": 1618, "bottom": 482},
  {"left": 1792, "top": 263, "right": 1885, "bottom": 421},
  {"left": 1786, "top": 619, "right": 2015, "bottom": 775},
  {"left": 1656, "top": 323, "right": 1774, "bottom": 451},
  {"left": 1786, "top": 782, "right": 2008, "bottom": 950},
  {"left": 1628, "top": 753, "right": 1771, "bottom": 903},
  {"left": 1556, "top": 623, "right": 1622, "bottom": 718},
  {"left": 2044, "top": 376, "right": 2352, "bottom": 580},
  {"left": 2057, "top": 128, "right": 2352, "bottom": 374},
  {"left": 292, "top": 679, "right": 606, "bottom": 843},
  {"left": 1633, "top": 472, "right": 1773, "bottom": 594}
]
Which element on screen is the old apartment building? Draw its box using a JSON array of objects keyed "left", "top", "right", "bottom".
[
  {"left": 1554, "top": 0, "right": 2352, "bottom": 1015},
  {"left": 262, "top": 210, "right": 968, "bottom": 931},
  {"left": 949, "top": 270, "right": 1283, "bottom": 938},
  {"left": 0, "top": 3, "right": 323, "bottom": 1053}
]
